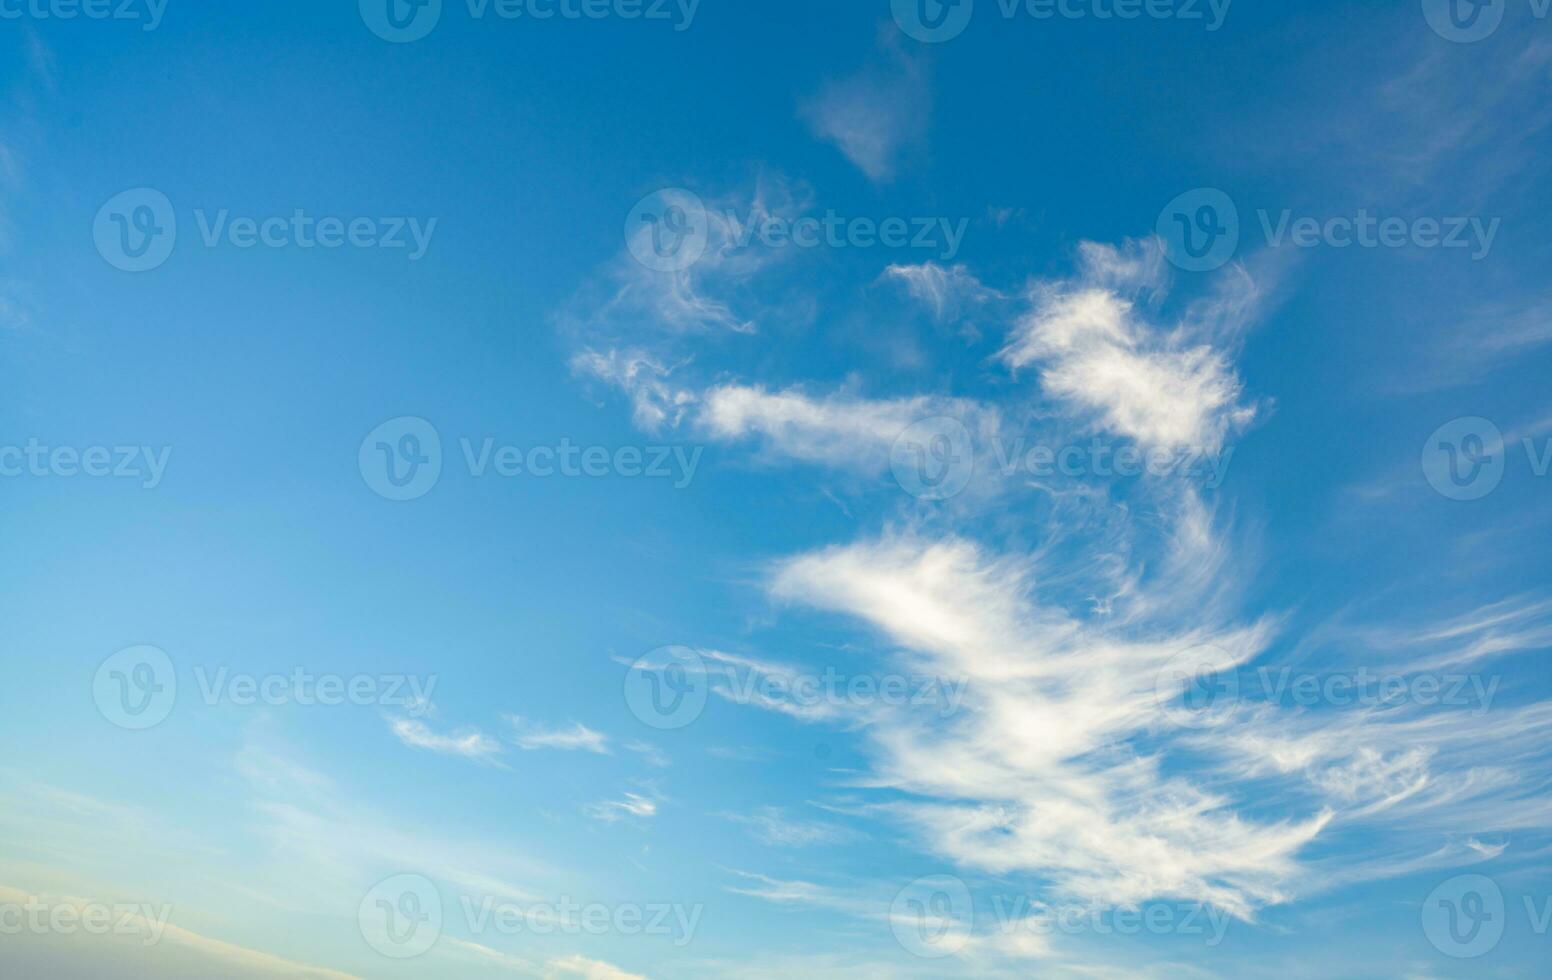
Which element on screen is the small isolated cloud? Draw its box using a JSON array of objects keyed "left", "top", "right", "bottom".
[
  {"left": 723, "top": 806, "right": 859, "bottom": 847},
  {"left": 571, "top": 348, "right": 696, "bottom": 432},
  {"left": 800, "top": 40, "right": 929, "bottom": 182},
  {"left": 1000, "top": 241, "right": 1257, "bottom": 453},
  {"left": 585, "top": 792, "right": 658, "bottom": 823},
  {"left": 509, "top": 719, "right": 612, "bottom": 755},
  {"left": 1414, "top": 295, "right": 1552, "bottom": 391},
  {"left": 0, "top": 278, "right": 34, "bottom": 331},
  {"left": 624, "top": 740, "right": 671, "bottom": 768},
  {"left": 700, "top": 383, "right": 994, "bottom": 472},
  {"left": 389, "top": 718, "right": 502, "bottom": 761},
  {"left": 882, "top": 262, "right": 1001, "bottom": 326}
]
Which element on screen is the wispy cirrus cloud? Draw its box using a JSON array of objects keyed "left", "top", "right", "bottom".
[
  {"left": 882, "top": 262, "right": 1002, "bottom": 329},
  {"left": 509, "top": 718, "right": 612, "bottom": 755},
  {"left": 584, "top": 791, "right": 659, "bottom": 823},
  {"left": 799, "top": 37, "right": 929, "bottom": 183},
  {"left": 570, "top": 348, "right": 695, "bottom": 432},
  {"left": 769, "top": 531, "right": 1318, "bottom": 922},
  {"left": 546, "top": 953, "right": 650, "bottom": 980},
  {"left": 388, "top": 718, "right": 503, "bottom": 761},
  {"left": 722, "top": 806, "right": 860, "bottom": 847},
  {"left": 564, "top": 231, "right": 1552, "bottom": 965}
]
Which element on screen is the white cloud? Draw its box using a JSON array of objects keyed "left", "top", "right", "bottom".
[
  {"left": 723, "top": 807, "right": 859, "bottom": 847},
  {"left": 584, "top": 792, "right": 659, "bottom": 823},
  {"left": 769, "top": 532, "right": 1320, "bottom": 921},
  {"left": 700, "top": 383, "right": 994, "bottom": 473},
  {"left": 882, "top": 262, "right": 1001, "bottom": 325},
  {"left": 1372, "top": 594, "right": 1552, "bottom": 671},
  {"left": 800, "top": 42, "right": 928, "bottom": 182},
  {"left": 236, "top": 741, "right": 547, "bottom": 906},
  {"left": 545, "top": 954, "right": 649, "bottom": 980},
  {"left": 1416, "top": 295, "right": 1552, "bottom": 390},
  {"left": 388, "top": 718, "right": 503, "bottom": 761},
  {"left": 571, "top": 348, "right": 696, "bottom": 432},
  {"left": 1000, "top": 246, "right": 1258, "bottom": 453},
  {"left": 510, "top": 719, "right": 612, "bottom": 755}
]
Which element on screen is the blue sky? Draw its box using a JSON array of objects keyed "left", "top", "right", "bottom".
[{"left": 3, "top": 1, "right": 1552, "bottom": 977}]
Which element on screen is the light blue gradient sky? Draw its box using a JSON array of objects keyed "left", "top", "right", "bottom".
[{"left": 2, "top": 1, "right": 1551, "bottom": 977}]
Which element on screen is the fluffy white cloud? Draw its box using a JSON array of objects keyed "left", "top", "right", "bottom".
[
  {"left": 1000, "top": 248, "right": 1257, "bottom": 453},
  {"left": 699, "top": 384, "right": 994, "bottom": 473}
]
